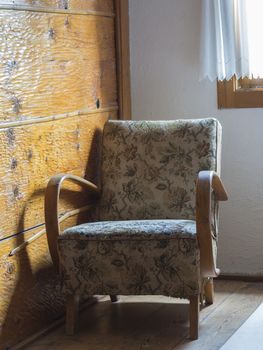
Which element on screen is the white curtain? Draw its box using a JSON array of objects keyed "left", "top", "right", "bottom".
[
  {"left": 200, "top": 0, "right": 250, "bottom": 81},
  {"left": 245, "top": 0, "right": 263, "bottom": 78}
]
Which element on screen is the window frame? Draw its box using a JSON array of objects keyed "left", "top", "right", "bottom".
[{"left": 217, "top": 76, "right": 263, "bottom": 109}]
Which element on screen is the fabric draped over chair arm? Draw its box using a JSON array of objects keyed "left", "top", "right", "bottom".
[
  {"left": 196, "top": 171, "right": 228, "bottom": 278},
  {"left": 45, "top": 174, "right": 100, "bottom": 269}
]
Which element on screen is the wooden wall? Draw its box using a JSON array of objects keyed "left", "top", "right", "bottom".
[{"left": 0, "top": 1, "right": 118, "bottom": 347}]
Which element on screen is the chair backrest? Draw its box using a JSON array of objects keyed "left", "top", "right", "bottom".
[{"left": 99, "top": 118, "right": 221, "bottom": 221}]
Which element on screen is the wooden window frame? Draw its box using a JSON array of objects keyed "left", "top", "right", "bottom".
[{"left": 217, "top": 76, "right": 263, "bottom": 109}]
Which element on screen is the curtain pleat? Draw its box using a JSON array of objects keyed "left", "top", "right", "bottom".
[{"left": 200, "top": 0, "right": 250, "bottom": 81}]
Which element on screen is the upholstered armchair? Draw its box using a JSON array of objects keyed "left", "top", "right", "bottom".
[{"left": 45, "top": 118, "right": 228, "bottom": 340}]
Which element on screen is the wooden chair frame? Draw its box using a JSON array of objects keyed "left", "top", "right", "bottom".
[
  {"left": 45, "top": 171, "right": 228, "bottom": 340},
  {"left": 44, "top": 174, "right": 100, "bottom": 269}
]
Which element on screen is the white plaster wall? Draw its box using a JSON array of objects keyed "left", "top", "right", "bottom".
[{"left": 129, "top": 0, "right": 263, "bottom": 275}]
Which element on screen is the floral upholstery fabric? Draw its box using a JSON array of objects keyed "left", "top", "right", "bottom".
[
  {"left": 58, "top": 118, "right": 221, "bottom": 299},
  {"left": 99, "top": 118, "right": 221, "bottom": 221},
  {"left": 59, "top": 220, "right": 200, "bottom": 298}
]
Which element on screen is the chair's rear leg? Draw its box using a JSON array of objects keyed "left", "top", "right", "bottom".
[
  {"left": 66, "top": 294, "right": 79, "bottom": 335},
  {"left": 189, "top": 295, "right": 199, "bottom": 340},
  {"left": 110, "top": 295, "right": 118, "bottom": 302},
  {"left": 204, "top": 278, "right": 214, "bottom": 305}
]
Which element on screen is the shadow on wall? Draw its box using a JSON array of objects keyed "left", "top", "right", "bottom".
[
  {"left": 0, "top": 126, "right": 104, "bottom": 349},
  {"left": 0, "top": 0, "right": 116, "bottom": 346}
]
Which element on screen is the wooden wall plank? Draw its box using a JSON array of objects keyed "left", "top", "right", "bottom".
[
  {"left": 1, "top": 231, "right": 65, "bottom": 347},
  {"left": 0, "top": 112, "right": 117, "bottom": 241},
  {"left": 0, "top": 112, "right": 116, "bottom": 349},
  {"left": 0, "top": 0, "right": 114, "bottom": 12},
  {"left": 0, "top": 12, "right": 117, "bottom": 121},
  {"left": 68, "top": 0, "right": 114, "bottom": 12},
  {"left": 0, "top": 0, "right": 118, "bottom": 347},
  {"left": 114, "top": 0, "right": 131, "bottom": 120}
]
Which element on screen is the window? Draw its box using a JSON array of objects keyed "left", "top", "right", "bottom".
[{"left": 201, "top": 0, "right": 263, "bottom": 108}]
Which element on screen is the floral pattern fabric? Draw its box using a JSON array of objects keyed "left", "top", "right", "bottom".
[
  {"left": 99, "top": 118, "right": 220, "bottom": 221},
  {"left": 58, "top": 118, "right": 221, "bottom": 299},
  {"left": 59, "top": 220, "right": 200, "bottom": 298}
]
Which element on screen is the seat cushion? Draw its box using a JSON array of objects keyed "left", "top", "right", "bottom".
[
  {"left": 58, "top": 220, "right": 200, "bottom": 299},
  {"left": 60, "top": 219, "right": 196, "bottom": 240}
]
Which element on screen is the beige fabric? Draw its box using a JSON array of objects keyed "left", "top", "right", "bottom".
[
  {"left": 58, "top": 118, "right": 221, "bottom": 299},
  {"left": 59, "top": 220, "right": 200, "bottom": 298},
  {"left": 99, "top": 119, "right": 220, "bottom": 221}
]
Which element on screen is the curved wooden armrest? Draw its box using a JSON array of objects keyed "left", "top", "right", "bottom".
[
  {"left": 196, "top": 171, "right": 228, "bottom": 278},
  {"left": 45, "top": 174, "right": 100, "bottom": 269}
]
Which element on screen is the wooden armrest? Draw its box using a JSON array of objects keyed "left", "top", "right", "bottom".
[
  {"left": 196, "top": 171, "right": 228, "bottom": 278},
  {"left": 45, "top": 174, "right": 100, "bottom": 269}
]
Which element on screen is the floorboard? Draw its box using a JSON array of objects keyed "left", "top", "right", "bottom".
[
  {"left": 219, "top": 302, "right": 263, "bottom": 350},
  {"left": 24, "top": 281, "right": 263, "bottom": 350}
]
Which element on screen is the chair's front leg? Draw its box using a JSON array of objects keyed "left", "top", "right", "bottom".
[
  {"left": 110, "top": 295, "right": 118, "bottom": 303},
  {"left": 189, "top": 295, "right": 199, "bottom": 340},
  {"left": 66, "top": 294, "right": 80, "bottom": 335}
]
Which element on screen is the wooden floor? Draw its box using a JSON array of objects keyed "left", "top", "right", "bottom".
[
  {"left": 24, "top": 281, "right": 263, "bottom": 350},
  {"left": 220, "top": 302, "right": 263, "bottom": 350}
]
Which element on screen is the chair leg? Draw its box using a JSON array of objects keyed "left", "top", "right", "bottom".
[
  {"left": 110, "top": 295, "right": 118, "bottom": 303},
  {"left": 66, "top": 294, "right": 79, "bottom": 335},
  {"left": 204, "top": 278, "right": 214, "bottom": 305},
  {"left": 189, "top": 295, "right": 199, "bottom": 340}
]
